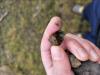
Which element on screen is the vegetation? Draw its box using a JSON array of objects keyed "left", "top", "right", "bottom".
[{"left": 0, "top": 0, "right": 90, "bottom": 75}]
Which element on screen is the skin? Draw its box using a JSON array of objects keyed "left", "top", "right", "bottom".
[{"left": 40, "top": 16, "right": 100, "bottom": 75}]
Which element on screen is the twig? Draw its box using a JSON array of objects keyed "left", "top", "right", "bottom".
[{"left": 0, "top": 11, "right": 8, "bottom": 22}]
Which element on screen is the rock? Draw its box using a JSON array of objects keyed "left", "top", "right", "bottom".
[
  {"left": 73, "top": 61, "right": 100, "bottom": 75},
  {"left": 69, "top": 54, "right": 81, "bottom": 68},
  {"left": 49, "top": 30, "right": 65, "bottom": 45},
  {"left": 49, "top": 30, "right": 81, "bottom": 68},
  {"left": 0, "top": 66, "right": 13, "bottom": 75}
]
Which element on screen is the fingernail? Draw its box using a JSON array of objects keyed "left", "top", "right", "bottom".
[
  {"left": 51, "top": 46, "right": 63, "bottom": 60},
  {"left": 77, "top": 49, "right": 87, "bottom": 58},
  {"left": 90, "top": 50, "right": 99, "bottom": 60}
]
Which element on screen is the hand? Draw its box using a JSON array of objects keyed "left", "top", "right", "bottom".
[{"left": 40, "top": 16, "right": 100, "bottom": 75}]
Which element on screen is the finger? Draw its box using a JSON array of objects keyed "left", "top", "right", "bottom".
[
  {"left": 66, "top": 33, "right": 100, "bottom": 62},
  {"left": 51, "top": 46, "right": 74, "bottom": 75},
  {"left": 61, "top": 35, "right": 89, "bottom": 61},
  {"left": 41, "top": 17, "right": 62, "bottom": 72},
  {"left": 86, "top": 40, "right": 100, "bottom": 63},
  {"left": 87, "top": 40, "right": 100, "bottom": 56}
]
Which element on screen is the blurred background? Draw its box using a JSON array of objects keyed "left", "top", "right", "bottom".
[{"left": 0, "top": 0, "right": 90, "bottom": 75}]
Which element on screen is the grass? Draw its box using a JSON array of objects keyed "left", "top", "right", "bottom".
[{"left": 0, "top": 0, "right": 90, "bottom": 75}]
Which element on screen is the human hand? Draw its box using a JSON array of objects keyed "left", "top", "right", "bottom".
[{"left": 40, "top": 17, "right": 100, "bottom": 75}]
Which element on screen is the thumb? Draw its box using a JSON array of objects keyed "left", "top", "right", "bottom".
[{"left": 51, "top": 46, "right": 74, "bottom": 75}]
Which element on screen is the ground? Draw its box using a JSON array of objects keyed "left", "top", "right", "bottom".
[{"left": 0, "top": 0, "right": 90, "bottom": 75}]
